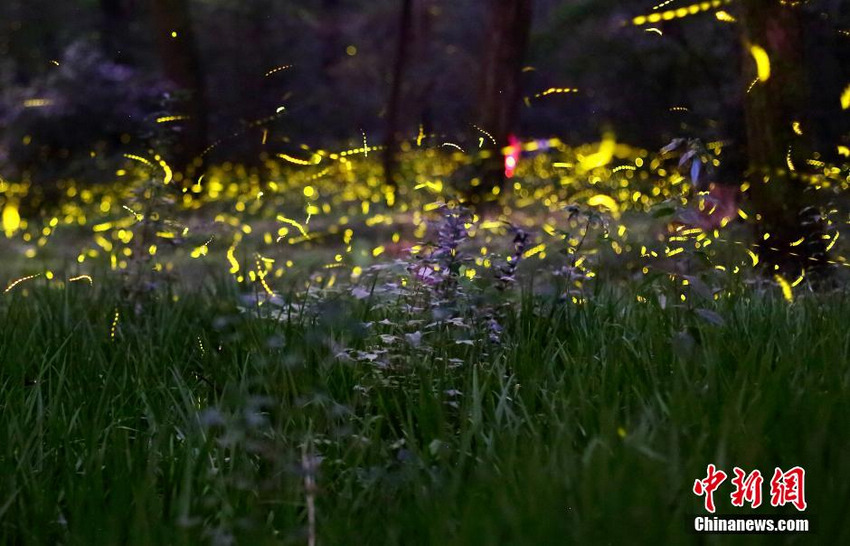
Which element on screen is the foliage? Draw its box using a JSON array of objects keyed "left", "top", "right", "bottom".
[
  {"left": 1, "top": 270, "right": 849, "bottom": 544},
  {"left": 0, "top": 41, "right": 167, "bottom": 191}
]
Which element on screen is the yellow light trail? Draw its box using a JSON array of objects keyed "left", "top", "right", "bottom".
[
  {"left": 23, "top": 98, "right": 52, "bottom": 108},
  {"left": 631, "top": 0, "right": 731, "bottom": 26},
  {"left": 265, "top": 64, "right": 293, "bottom": 77},
  {"left": 441, "top": 142, "right": 465, "bottom": 153},
  {"left": 587, "top": 194, "right": 620, "bottom": 218},
  {"left": 227, "top": 244, "right": 240, "bottom": 274},
  {"left": 826, "top": 231, "right": 839, "bottom": 252},
  {"left": 578, "top": 133, "right": 616, "bottom": 171},
  {"left": 276, "top": 215, "right": 310, "bottom": 239},
  {"left": 278, "top": 153, "right": 321, "bottom": 166},
  {"left": 123, "top": 154, "right": 155, "bottom": 169},
  {"left": 111, "top": 309, "right": 120, "bottom": 340},
  {"left": 254, "top": 258, "right": 275, "bottom": 296},
  {"left": 746, "top": 77, "right": 760, "bottom": 94},
  {"left": 156, "top": 115, "right": 189, "bottom": 124},
  {"left": 750, "top": 45, "right": 771, "bottom": 82},
  {"left": 5, "top": 273, "right": 40, "bottom": 293},
  {"left": 535, "top": 87, "right": 579, "bottom": 98},
  {"left": 774, "top": 275, "right": 793, "bottom": 302},
  {"left": 473, "top": 125, "right": 496, "bottom": 145},
  {"left": 715, "top": 10, "right": 736, "bottom": 22},
  {"left": 69, "top": 274, "right": 93, "bottom": 285}
]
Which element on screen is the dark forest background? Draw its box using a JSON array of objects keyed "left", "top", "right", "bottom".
[{"left": 0, "top": 1, "right": 848, "bottom": 184}]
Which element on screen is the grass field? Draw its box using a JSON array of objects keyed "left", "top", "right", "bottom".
[{"left": 1, "top": 271, "right": 848, "bottom": 545}]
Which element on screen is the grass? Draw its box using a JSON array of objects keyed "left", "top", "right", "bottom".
[{"left": 1, "top": 274, "right": 848, "bottom": 545}]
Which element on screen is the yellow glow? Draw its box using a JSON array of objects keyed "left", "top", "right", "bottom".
[
  {"left": 578, "top": 133, "right": 616, "bottom": 171},
  {"left": 3, "top": 202, "right": 21, "bottom": 237},
  {"left": 774, "top": 275, "right": 793, "bottom": 302},
  {"left": 587, "top": 194, "right": 620, "bottom": 218},
  {"left": 746, "top": 249, "right": 759, "bottom": 267},
  {"left": 750, "top": 45, "right": 771, "bottom": 82}
]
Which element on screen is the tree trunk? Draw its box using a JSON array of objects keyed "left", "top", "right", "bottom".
[
  {"left": 150, "top": 0, "right": 208, "bottom": 172},
  {"left": 739, "top": 0, "right": 827, "bottom": 275},
  {"left": 319, "top": 0, "right": 341, "bottom": 80},
  {"left": 473, "top": 0, "right": 532, "bottom": 202},
  {"left": 383, "top": 0, "right": 415, "bottom": 190},
  {"left": 100, "top": 0, "right": 134, "bottom": 64}
]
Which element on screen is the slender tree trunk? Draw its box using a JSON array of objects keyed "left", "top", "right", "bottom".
[
  {"left": 100, "top": 0, "right": 134, "bottom": 64},
  {"left": 383, "top": 0, "right": 415, "bottom": 190},
  {"left": 150, "top": 0, "right": 208, "bottom": 171},
  {"left": 473, "top": 0, "right": 532, "bottom": 202},
  {"left": 739, "top": 0, "right": 827, "bottom": 275},
  {"left": 319, "top": 0, "right": 341, "bottom": 80},
  {"left": 801, "top": 7, "right": 850, "bottom": 163}
]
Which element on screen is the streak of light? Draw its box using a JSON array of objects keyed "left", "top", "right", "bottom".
[{"left": 5, "top": 273, "right": 40, "bottom": 293}]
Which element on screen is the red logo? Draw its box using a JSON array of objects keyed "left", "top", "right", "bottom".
[
  {"left": 693, "top": 465, "right": 806, "bottom": 513},
  {"left": 693, "top": 464, "right": 727, "bottom": 513},
  {"left": 770, "top": 467, "right": 807, "bottom": 511},
  {"left": 730, "top": 467, "right": 763, "bottom": 509}
]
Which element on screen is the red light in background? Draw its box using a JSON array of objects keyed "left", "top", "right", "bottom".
[{"left": 504, "top": 134, "right": 521, "bottom": 178}]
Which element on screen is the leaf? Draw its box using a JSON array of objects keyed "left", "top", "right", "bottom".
[
  {"left": 404, "top": 331, "right": 422, "bottom": 347},
  {"left": 661, "top": 138, "right": 684, "bottom": 154},
  {"left": 671, "top": 330, "right": 696, "bottom": 359},
  {"left": 351, "top": 286, "right": 371, "bottom": 300},
  {"left": 684, "top": 275, "right": 714, "bottom": 300},
  {"left": 675, "top": 209, "right": 702, "bottom": 225},
  {"left": 695, "top": 308, "right": 725, "bottom": 326},
  {"left": 690, "top": 158, "right": 701, "bottom": 185},
  {"left": 678, "top": 149, "right": 696, "bottom": 168},
  {"left": 652, "top": 205, "right": 677, "bottom": 218}
]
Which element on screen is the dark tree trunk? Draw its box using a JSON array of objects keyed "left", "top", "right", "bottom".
[
  {"left": 739, "top": 0, "right": 827, "bottom": 275},
  {"left": 473, "top": 0, "right": 532, "bottom": 202},
  {"left": 100, "top": 0, "right": 134, "bottom": 64},
  {"left": 150, "top": 0, "right": 208, "bottom": 172},
  {"left": 318, "top": 0, "right": 342, "bottom": 84},
  {"left": 801, "top": 8, "right": 850, "bottom": 164},
  {"left": 383, "top": 0, "right": 415, "bottom": 190}
]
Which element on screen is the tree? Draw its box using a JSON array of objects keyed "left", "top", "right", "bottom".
[
  {"left": 737, "top": 0, "right": 829, "bottom": 275},
  {"left": 150, "top": 0, "right": 208, "bottom": 171},
  {"left": 382, "top": 0, "right": 414, "bottom": 190},
  {"left": 100, "top": 0, "right": 133, "bottom": 64},
  {"left": 472, "top": 0, "right": 533, "bottom": 202}
]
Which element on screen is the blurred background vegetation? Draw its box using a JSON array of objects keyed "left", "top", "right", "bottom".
[{"left": 1, "top": 0, "right": 846, "bottom": 175}]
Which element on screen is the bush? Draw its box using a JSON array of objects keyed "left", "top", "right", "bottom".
[{"left": 0, "top": 40, "right": 167, "bottom": 196}]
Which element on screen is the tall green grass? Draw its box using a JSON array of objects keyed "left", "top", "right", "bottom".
[{"left": 1, "top": 278, "right": 848, "bottom": 544}]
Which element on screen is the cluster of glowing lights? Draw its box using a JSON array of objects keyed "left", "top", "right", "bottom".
[
  {"left": 631, "top": 0, "right": 732, "bottom": 26},
  {"left": 1, "top": 100, "right": 849, "bottom": 309}
]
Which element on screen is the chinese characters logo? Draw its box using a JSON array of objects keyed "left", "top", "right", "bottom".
[{"left": 693, "top": 465, "right": 806, "bottom": 513}]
